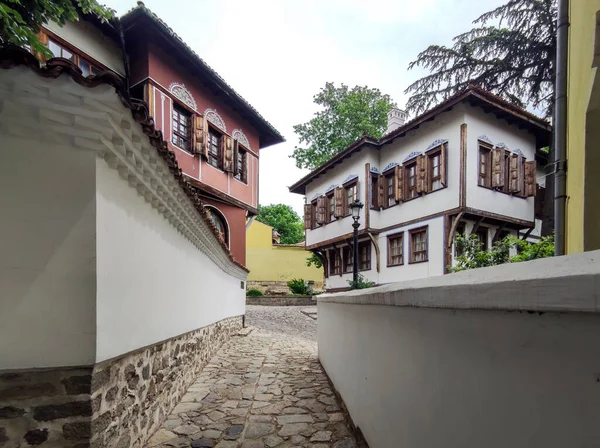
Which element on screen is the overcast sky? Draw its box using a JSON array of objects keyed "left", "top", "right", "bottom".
[{"left": 104, "top": 0, "right": 504, "bottom": 216}]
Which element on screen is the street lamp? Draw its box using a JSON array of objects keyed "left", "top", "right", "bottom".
[{"left": 349, "top": 199, "right": 363, "bottom": 286}]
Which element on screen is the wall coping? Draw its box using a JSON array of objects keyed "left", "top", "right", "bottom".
[{"left": 317, "top": 250, "right": 600, "bottom": 313}]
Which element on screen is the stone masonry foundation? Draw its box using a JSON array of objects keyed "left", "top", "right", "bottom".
[{"left": 0, "top": 316, "right": 242, "bottom": 448}]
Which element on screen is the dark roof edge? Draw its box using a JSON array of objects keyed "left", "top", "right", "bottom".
[
  {"left": 121, "top": 4, "right": 285, "bottom": 149},
  {"left": 288, "top": 85, "right": 551, "bottom": 195},
  {"left": 1, "top": 45, "right": 249, "bottom": 273}
]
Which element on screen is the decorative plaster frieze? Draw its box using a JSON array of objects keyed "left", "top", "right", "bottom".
[
  {"left": 382, "top": 162, "right": 399, "bottom": 172},
  {"left": 512, "top": 148, "right": 524, "bottom": 156},
  {"left": 370, "top": 167, "right": 380, "bottom": 174},
  {"left": 342, "top": 174, "right": 359, "bottom": 184},
  {"left": 311, "top": 192, "right": 322, "bottom": 201},
  {"left": 425, "top": 139, "right": 448, "bottom": 151},
  {"left": 324, "top": 184, "right": 338, "bottom": 194},
  {"left": 495, "top": 142, "right": 508, "bottom": 149},
  {"left": 204, "top": 108, "right": 226, "bottom": 132},
  {"left": 232, "top": 129, "right": 251, "bottom": 150},
  {"left": 478, "top": 135, "right": 493, "bottom": 145},
  {"left": 403, "top": 151, "right": 423, "bottom": 163},
  {"left": 168, "top": 82, "right": 197, "bottom": 110}
]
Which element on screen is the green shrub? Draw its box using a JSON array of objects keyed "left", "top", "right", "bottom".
[
  {"left": 347, "top": 273, "right": 376, "bottom": 290},
  {"left": 287, "top": 278, "right": 310, "bottom": 295},
  {"left": 246, "top": 289, "right": 264, "bottom": 297}
]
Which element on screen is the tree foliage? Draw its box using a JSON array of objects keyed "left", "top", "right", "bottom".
[
  {"left": 405, "top": 0, "right": 556, "bottom": 118},
  {"left": 0, "top": 0, "right": 113, "bottom": 58},
  {"left": 292, "top": 82, "right": 395, "bottom": 170},
  {"left": 451, "top": 233, "right": 554, "bottom": 272},
  {"left": 305, "top": 253, "right": 323, "bottom": 269},
  {"left": 256, "top": 204, "right": 304, "bottom": 245}
]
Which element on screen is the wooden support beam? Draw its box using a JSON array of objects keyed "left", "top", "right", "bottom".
[
  {"left": 492, "top": 222, "right": 508, "bottom": 243},
  {"left": 447, "top": 211, "right": 465, "bottom": 248},
  {"left": 520, "top": 228, "right": 534, "bottom": 240},
  {"left": 367, "top": 232, "right": 381, "bottom": 273},
  {"left": 470, "top": 216, "right": 485, "bottom": 235}
]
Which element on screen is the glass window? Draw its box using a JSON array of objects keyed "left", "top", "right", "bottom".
[
  {"left": 234, "top": 148, "right": 247, "bottom": 182},
  {"left": 171, "top": 104, "right": 191, "bottom": 152},
  {"left": 386, "top": 174, "right": 395, "bottom": 207},
  {"left": 208, "top": 128, "right": 221, "bottom": 168},
  {"left": 388, "top": 233, "right": 404, "bottom": 266},
  {"left": 410, "top": 227, "right": 428, "bottom": 263},
  {"left": 207, "top": 208, "right": 228, "bottom": 247},
  {"left": 430, "top": 152, "right": 442, "bottom": 191},
  {"left": 345, "top": 183, "right": 357, "bottom": 215},
  {"left": 359, "top": 241, "right": 371, "bottom": 271},
  {"left": 343, "top": 246, "right": 353, "bottom": 273},
  {"left": 479, "top": 146, "right": 491, "bottom": 187},
  {"left": 407, "top": 163, "right": 417, "bottom": 199},
  {"left": 327, "top": 194, "right": 335, "bottom": 222}
]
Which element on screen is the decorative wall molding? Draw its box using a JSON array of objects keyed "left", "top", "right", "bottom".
[
  {"left": 324, "top": 184, "right": 339, "bottom": 194},
  {"left": 168, "top": 82, "right": 197, "bottom": 110},
  {"left": 204, "top": 108, "right": 227, "bottom": 132},
  {"left": 403, "top": 151, "right": 423, "bottom": 163},
  {"left": 311, "top": 192, "right": 322, "bottom": 201},
  {"left": 512, "top": 148, "right": 524, "bottom": 156},
  {"left": 382, "top": 162, "right": 399, "bottom": 172},
  {"left": 232, "top": 129, "right": 251, "bottom": 150},
  {"left": 342, "top": 174, "right": 359, "bottom": 184},
  {"left": 495, "top": 142, "right": 508, "bottom": 149},
  {"left": 425, "top": 139, "right": 448, "bottom": 151},
  {"left": 370, "top": 166, "right": 380, "bottom": 174},
  {"left": 478, "top": 135, "right": 493, "bottom": 145}
]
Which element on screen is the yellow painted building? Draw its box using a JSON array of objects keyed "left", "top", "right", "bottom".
[
  {"left": 566, "top": 1, "right": 600, "bottom": 253},
  {"left": 246, "top": 220, "right": 323, "bottom": 289}
]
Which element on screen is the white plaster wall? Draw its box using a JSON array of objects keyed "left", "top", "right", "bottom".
[
  {"left": 319, "top": 302, "right": 600, "bottom": 448},
  {"left": 96, "top": 160, "right": 245, "bottom": 362},
  {"left": 373, "top": 108, "right": 463, "bottom": 229},
  {"left": 0, "top": 135, "right": 96, "bottom": 369},
  {"left": 45, "top": 20, "right": 124, "bottom": 75},
  {"left": 305, "top": 148, "right": 378, "bottom": 247},
  {"left": 466, "top": 106, "right": 536, "bottom": 221},
  {"left": 378, "top": 216, "right": 445, "bottom": 284}
]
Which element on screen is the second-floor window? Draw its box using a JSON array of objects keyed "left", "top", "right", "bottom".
[
  {"left": 327, "top": 193, "right": 335, "bottom": 222},
  {"left": 46, "top": 38, "right": 101, "bottom": 77},
  {"left": 345, "top": 182, "right": 358, "bottom": 215},
  {"left": 207, "top": 128, "right": 222, "bottom": 168},
  {"left": 234, "top": 147, "right": 247, "bottom": 182},
  {"left": 429, "top": 150, "right": 442, "bottom": 191},
  {"left": 172, "top": 104, "right": 191, "bottom": 152},
  {"left": 385, "top": 173, "right": 396, "bottom": 208},
  {"left": 479, "top": 145, "right": 492, "bottom": 187},
  {"left": 406, "top": 162, "right": 417, "bottom": 199}
]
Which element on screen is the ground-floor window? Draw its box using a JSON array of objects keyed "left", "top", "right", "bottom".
[
  {"left": 409, "top": 227, "right": 428, "bottom": 263},
  {"left": 329, "top": 249, "right": 341, "bottom": 275},
  {"left": 358, "top": 241, "right": 371, "bottom": 271},
  {"left": 387, "top": 233, "right": 404, "bottom": 266},
  {"left": 207, "top": 207, "right": 228, "bottom": 247}
]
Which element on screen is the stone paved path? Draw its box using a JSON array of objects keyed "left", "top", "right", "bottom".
[{"left": 146, "top": 306, "right": 357, "bottom": 448}]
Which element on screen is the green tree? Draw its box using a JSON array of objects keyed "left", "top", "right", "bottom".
[
  {"left": 405, "top": 0, "right": 557, "bottom": 236},
  {"left": 256, "top": 204, "right": 304, "bottom": 245},
  {"left": 451, "top": 233, "right": 554, "bottom": 272},
  {"left": 305, "top": 253, "right": 323, "bottom": 269},
  {"left": 0, "top": 0, "right": 113, "bottom": 58},
  {"left": 292, "top": 82, "right": 396, "bottom": 170}
]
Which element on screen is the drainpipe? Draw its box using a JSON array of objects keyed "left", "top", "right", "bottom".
[
  {"left": 554, "top": 0, "right": 569, "bottom": 255},
  {"left": 115, "top": 17, "right": 131, "bottom": 97}
]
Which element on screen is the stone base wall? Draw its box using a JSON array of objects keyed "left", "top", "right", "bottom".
[
  {"left": 0, "top": 366, "right": 93, "bottom": 447},
  {"left": 246, "top": 296, "right": 316, "bottom": 306},
  {"left": 247, "top": 281, "right": 325, "bottom": 295},
  {"left": 90, "top": 315, "right": 242, "bottom": 448}
]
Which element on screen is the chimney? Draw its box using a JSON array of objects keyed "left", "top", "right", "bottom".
[{"left": 386, "top": 107, "right": 407, "bottom": 134}]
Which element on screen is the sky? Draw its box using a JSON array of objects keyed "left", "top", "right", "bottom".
[{"left": 104, "top": 0, "right": 505, "bottom": 216}]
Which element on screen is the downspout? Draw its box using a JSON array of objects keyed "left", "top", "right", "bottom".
[
  {"left": 115, "top": 17, "right": 131, "bottom": 97},
  {"left": 554, "top": 0, "right": 569, "bottom": 255}
]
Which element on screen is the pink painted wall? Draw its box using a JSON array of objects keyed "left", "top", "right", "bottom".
[{"left": 203, "top": 199, "right": 247, "bottom": 265}]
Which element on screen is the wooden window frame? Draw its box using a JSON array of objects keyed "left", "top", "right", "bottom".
[
  {"left": 428, "top": 148, "right": 442, "bottom": 192},
  {"left": 342, "top": 246, "right": 353, "bottom": 274},
  {"left": 40, "top": 32, "right": 105, "bottom": 76},
  {"left": 234, "top": 145, "right": 248, "bottom": 183},
  {"left": 171, "top": 103, "right": 192, "bottom": 153},
  {"left": 329, "top": 249, "right": 341, "bottom": 276},
  {"left": 478, "top": 145, "right": 492, "bottom": 188},
  {"left": 344, "top": 181, "right": 358, "bottom": 216},
  {"left": 326, "top": 192, "right": 336, "bottom": 223},
  {"left": 387, "top": 232, "right": 404, "bottom": 267},
  {"left": 383, "top": 171, "right": 397, "bottom": 209},
  {"left": 405, "top": 161, "right": 418, "bottom": 201},
  {"left": 358, "top": 241, "right": 371, "bottom": 271},
  {"left": 409, "top": 226, "right": 428, "bottom": 264},
  {"left": 207, "top": 126, "right": 222, "bottom": 170}
]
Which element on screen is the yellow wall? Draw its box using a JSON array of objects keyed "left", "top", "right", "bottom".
[
  {"left": 566, "top": 1, "right": 600, "bottom": 253},
  {"left": 246, "top": 221, "right": 323, "bottom": 283}
]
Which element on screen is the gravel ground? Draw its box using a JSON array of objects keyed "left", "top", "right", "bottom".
[{"left": 245, "top": 305, "right": 317, "bottom": 346}]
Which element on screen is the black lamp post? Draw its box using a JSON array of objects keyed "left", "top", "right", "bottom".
[{"left": 349, "top": 199, "right": 364, "bottom": 286}]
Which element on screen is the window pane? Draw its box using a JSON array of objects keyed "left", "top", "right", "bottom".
[
  {"left": 62, "top": 48, "right": 74, "bottom": 61},
  {"left": 78, "top": 60, "right": 90, "bottom": 77},
  {"left": 48, "top": 40, "right": 61, "bottom": 58}
]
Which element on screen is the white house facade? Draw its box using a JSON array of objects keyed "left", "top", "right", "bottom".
[{"left": 290, "top": 86, "right": 551, "bottom": 291}]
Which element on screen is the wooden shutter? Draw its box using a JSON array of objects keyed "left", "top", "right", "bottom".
[
  {"left": 416, "top": 155, "right": 428, "bottom": 193},
  {"left": 524, "top": 160, "right": 536, "bottom": 197},
  {"left": 223, "top": 136, "right": 234, "bottom": 172},
  {"left": 192, "top": 114, "right": 203, "bottom": 155},
  {"left": 377, "top": 175, "right": 384, "bottom": 208},
  {"left": 440, "top": 143, "right": 447, "bottom": 186},
  {"left": 491, "top": 147, "right": 505, "bottom": 188},
  {"left": 508, "top": 155, "right": 520, "bottom": 193},
  {"left": 304, "top": 203, "right": 312, "bottom": 229},
  {"left": 316, "top": 196, "right": 327, "bottom": 224},
  {"left": 334, "top": 187, "right": 344, "bottom": 217},
  {"left": 233, "top": 139, "right": 240, "bottom": 176},
  {"left": 395, "top": 165, "right": 405, "bottom": 201}
]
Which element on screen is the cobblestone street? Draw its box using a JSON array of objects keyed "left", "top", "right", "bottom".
[{"left": 146, "top": 306, "right": 357, "bottom": 448}]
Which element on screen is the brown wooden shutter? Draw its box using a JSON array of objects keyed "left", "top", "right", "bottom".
[
  {"left": 334, "top": 187, "right": 344, "bottom": 217},
  {"left": 509, "top": 155, "right": 520, "bottom": 193},
  {"left": 192, "top": 114, "right": 203, "bottom": 155},
  {"left": 491, "top": 147, "right": 505, "bottom": 188},
  {"left": 223, "top": 136, "right": 234, "bottom": 172},
  {"left": 524, "top": 160, "right": 536, "bottom": 197},
  {"left": 304, "top": 203, "right": 312, "bottom": 229},
  {"left": 233, "top": 139, "right": 240, "bottom": 176},
  {"left": 201, "top": 116, "right": 209, "bottom": 159},
  {"left": 395, "top": 165, "right": 405, "bottom": 201},
  {"left": 316, "top": 196, "right": 327, "bottom": 224},
  {"left": 416, "top": 155, "right": 428, "bottom": 193},
  {"left": 441, "top": 143, "right": 447, "bottom": 186},
  {"left": 377, "top": 175, "right": 384, "bottom": 208}
]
